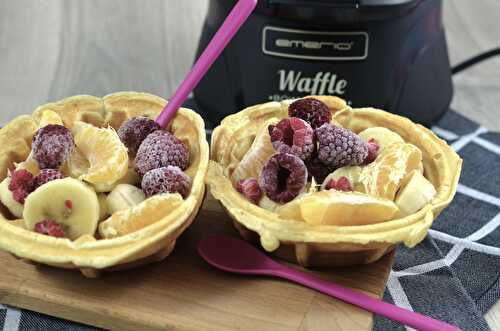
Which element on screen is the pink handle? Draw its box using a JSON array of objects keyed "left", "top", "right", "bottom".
[
  {"left": 156, "top": 0, "right": 257, "bottom": 128},
  {"left": 274, "top": 269, "right": 461, "bottom": 331}
]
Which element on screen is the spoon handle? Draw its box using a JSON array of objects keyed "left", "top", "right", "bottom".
[
  {"left": 156, "top": 0, "right": 257, "bottom": 128},
  {"left": 275, "top": 269, "right": 461, "bottom": 331}
]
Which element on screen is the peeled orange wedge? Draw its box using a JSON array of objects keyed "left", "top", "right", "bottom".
[
  {"left": 73, "top": 122, "right": 128, "bottom": 187},
  {"left": 65, "top": 147, "right": 90, "bottom": 179},
  {"left": 321, "top": 166, "right": 363, "bottom": 192},
  {"left": 278, "top": 190, "right": 398, "bottom": 226},
  {"left": 231, "top": 118, "right": 278, "bottom": 183},
  {"left": 360, "top": 142, "right": 422, "bottom": 200},
  {"left": 98, "top": 193, "right": 184, "bottom": 239},
  {"left": 39, "top": 110, "right": 64, "bottom": 127},
  {"left": 358, "top": 127, "right": 404, "bottom": 151}
]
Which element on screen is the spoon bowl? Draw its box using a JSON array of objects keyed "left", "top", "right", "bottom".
[
  {"left": 198, "top": 234, "right": 280, "bottom": 274},
  {"left": 198, "top": 234, "right": 461, "bottom": 331}
]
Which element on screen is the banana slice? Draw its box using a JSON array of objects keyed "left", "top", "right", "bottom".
[
  {"left": 106, "top": 184, "right": 146, "bottom": 215},
  {"left": 321, "top": 166, "right": 363, "bottom": 191},
  {"left": 358, "top": 127, "right": 405, "bottom": 151},
  {"left": 23, "top": 178, "right": 100, "bottom": 240},
  {"left": 395, "top": 170, "right": 436, "bottom": 217},
  {"left": 0, "top": 177, "right": 24, "bottom": 218}
]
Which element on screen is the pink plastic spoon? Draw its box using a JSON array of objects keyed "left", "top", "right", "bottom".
[
  {"left": 156, "top": 0, "right": 258, "bottom": 128},
  {"left": 198, "top": 234, "right": 461, "bottom": 331}
]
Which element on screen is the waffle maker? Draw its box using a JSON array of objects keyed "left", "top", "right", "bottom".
[{"left": 193, "top": 0, "right": 453, "bottom": 125}]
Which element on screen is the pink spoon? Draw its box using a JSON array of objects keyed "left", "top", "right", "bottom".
[
  {"left": 198, "top": 234, "right": 461, "bottom": 331},
  {"left": 156, "top": 0, "right": 258, "bottom": 128}
]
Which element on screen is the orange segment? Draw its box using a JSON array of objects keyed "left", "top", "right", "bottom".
[
  {"left": 360, "top": 142, "right": 422, "bottom": 200},
  {"left": 98, "top": 193, "right": 184, "bottom": 238},
  {"left": 39, "top": 110, "right": 64, "bottom": 127},
  {"left": 231, "top": 118, "right": 278, "bottom": 183},
  {"left": 73, "top": 122, "right": 128, "bottom": 186},
  {"left": 278, "top": 190, "right": 398, "bottom": 226}
]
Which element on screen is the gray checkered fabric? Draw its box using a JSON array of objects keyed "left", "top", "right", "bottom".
[{"left": 0, "top": 110, "right": 498, "bottom": 331}]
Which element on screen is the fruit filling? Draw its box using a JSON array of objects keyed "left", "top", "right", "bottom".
[
  {"left": 0, "top": 112, "right": 192, "bottom": 240},
  {"left": 32, "top": 124, "right": 74, "bottom": 169},
  {"left": 135, "top": 130, "right": 189, "bottom": 176},
  {"left": 259, "top": 153, "right": 307, "bottom": 203},
  {"left": 268, "top": 117, "right": 314, "bottom": 160},
  {"left": 118, "top": 116, "right": 161, "bottom": 156},
  {"left": 232, "top": 97, "right": 435, "bottom": 226},
  {"left": 35, "top": 219, "right": 65, "bottom": 238}
]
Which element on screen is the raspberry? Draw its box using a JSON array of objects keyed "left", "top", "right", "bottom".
[
  {"left": 12, "top": 188, "right": 29, "bottom": 204},
  {"left": 364, "top": 138, "right": 380, "bottom": 164},
  {"left": 236, "top": 178, "right": 262, "bottom": 204},
  {"left": 32, "top": 124, "right": 74, "bottom": 169},
  {"left": 305, "top": 155, "right": 334, "bottom": 183},
  {"left": 288, "top": 98, "right": 332, "bottom": 129},
  {"left": 325, "top": 176, "right": 352, "bottom": 191},
  {"left": 259, "top": 153, "right": 307, "bottom": 203},
  {"left": 8, "top": 169, "right": 34, "bottom": 204},
  {"left": 135, "top": 131, "right": 190, "bottom": 177},
  {"left": 268, "top": 117, "right": 315, "bottom": 160},
  {"left": 118, "top": 117, "right": 161, "bottom": 155},
  {"left": 9, "top": 169, "right": 34, "bottom": 192},
  {"left": 141, "top": 166, "right": 191, "bottom": 198},
  {"left": 33, "top": 169, "right": 64, "bottom": 189},
  {"left": 316, "top": 124, "right": 368, "bottom": 168},
  {"left": 34, "top": 219, "right": 65, "bottom": 238}
]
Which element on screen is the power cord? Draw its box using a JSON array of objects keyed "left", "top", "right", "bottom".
[{"left": 451, "top": 47, "right": 500, "bottom": 75}]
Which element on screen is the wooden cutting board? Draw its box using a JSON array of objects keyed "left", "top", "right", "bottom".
[{"left": 0, "top": 194, "right": 394, "bottom": 331}]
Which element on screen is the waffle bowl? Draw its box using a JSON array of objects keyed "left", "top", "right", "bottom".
[
  {"left": 208, "top": 96, "right": 462, "bottom": 267},
  {"left": 0, "top": 92, "right": 209, "bottom": 277}
]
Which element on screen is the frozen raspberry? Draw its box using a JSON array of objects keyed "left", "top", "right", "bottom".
[
  {"left": 118, "top": 117, "right": 161, "bottom": 155},
  {"left": 259, "top": 153, "right": 307, "bottom": 203},
  {"left": 8, "top": 169, "right": 34, "bottom": 204},
  {"left": 34, "top": 219, "right": 65, "bottom": 238},
  {"left": 9, "top": 169, "right": 34, "bottom": 192},
  {"left": 135, "top": 131, "right": 190, "bottom": 177},
  {"left": 32, "top": 124, "right": 74, "bottom": 169},
  {"left": 12, "top": 188, "right": 29, "bottom": 204},
  {"left": 268, "top": 117, "right": 315, "bottom": 160},
  {"left": 316, "top": 124, "right": 368, "bottom": 169},
  {"left": 364, "top": 138, "right": 380, "bottom": 164},
  {"left": 141, "top": 166, "right": 191, "bottom": 198},
  {"left": 33, "top": 169, "right": 64, "bottom": 189},
  {"left": 288, "top": 98, "right": 332, "bottom": 129},
  {"left": 305, "top": 155, "right": 334, "bottom": 183},
  {"left": 236, "top": 178, "right": 263, "bottom": 204},
  {"left": 325, "top": 176, "right": 352, "bottom": 191}
]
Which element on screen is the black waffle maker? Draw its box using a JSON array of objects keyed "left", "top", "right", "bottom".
[{"left": 193, "top": 0, "right": 453, "bottom": 125}]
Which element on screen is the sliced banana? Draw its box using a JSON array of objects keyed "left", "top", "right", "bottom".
[
  {"left": 395, "top": 170, "right": 436, "bottom": 217},
  {"left": 321, "top": 166, "right": 363, "bottom": 192},
  {"left": 106, "top": 184, "right": 146, "bottom": 215},
  {"left": 23, "top": 177, "right": 100, "bottom": 240},
  {"left": 0, "top": 177, "right": 24, "bottom": 218},
  {"left": 358, "top": 127, "right": 405, "bottom": 151}
]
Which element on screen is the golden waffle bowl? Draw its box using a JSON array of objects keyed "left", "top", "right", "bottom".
[
  {"left": 208, "top": 96, "right": 462, "bottom": 267},
  {"left": 0, "top": 92, "right": 209, "bottom": 277}
]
